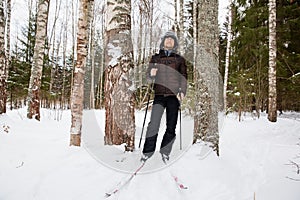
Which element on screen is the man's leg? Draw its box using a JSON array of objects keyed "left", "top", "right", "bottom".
[
  {"left": 160, "top": 96, "right": 179, "bottom": 157},
  {"left": 142, "top": 96, "right": 165, "bottom": 158}
]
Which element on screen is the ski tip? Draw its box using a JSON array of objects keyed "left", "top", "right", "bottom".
[
  {"left": 105, "top": 190, "right": 118, "bottom": 198},
  {"left": 179, "top": 184, "right": 188, "bottom": 189},
  {"left": 104, "top": 193, "right": 111, "bottom": 198}
]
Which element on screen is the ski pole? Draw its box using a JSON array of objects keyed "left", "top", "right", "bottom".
[
  {"left": 138, "top": 79, "right": 155, "bottom": 148},
  {"left": 178, "top": 88, "right": 182, "bottom": 150}
]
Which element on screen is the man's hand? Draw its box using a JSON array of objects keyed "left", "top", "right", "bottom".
[
  {"left": 150, "top": 68, "right": 158, "bottom": 77},
  {"left": 177, "top": 92, "right": 185, "bottom": 101}
]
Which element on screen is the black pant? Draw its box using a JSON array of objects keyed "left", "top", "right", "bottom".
[{"left": 142, "top": 95, "right": 180, "bottom": 157}]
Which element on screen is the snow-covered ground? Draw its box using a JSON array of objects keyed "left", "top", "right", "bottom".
[{"left": 0, "top": 108, "right": 300, "bottom": 200}]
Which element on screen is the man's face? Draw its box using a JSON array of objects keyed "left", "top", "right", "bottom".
[{"left": 164, "top": 37, "right": 175, "bottom": 50}]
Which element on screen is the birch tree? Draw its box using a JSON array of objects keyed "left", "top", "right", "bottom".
[
  {"left": 268, "top": 0, "right": 277, "bottom": 122},
  {"left": 0, "top": 0, "right": 5, "bottom": 114},
  {"left": 178, "top": 0, "right": 184, "bottom": 55},
  {"left": 88, "top": 1, "right": 95, "bottom": 109},
  {"left": 96, "top": 2, "right": 105, "bottom": 109},
  {"left": 194, "top": 0, "right": 220, "bottom": 155},
  {"left": 70, "top": 0, "right": 94, "bottom": 146},
  {"left": 5, "top": 0, "right": 11, "bottom": 102},
  {"left": 49, "top": 0, "right": 61, "bottom": 95},
  {"left": 70, "top": 0, "right": 78, "bottom": 98},
  {"left": 61, "top": 1, "right": 69, "bottom": 108},
  {"left": 104, "top": 0, "right": 135, "bottom": 151},
  {"left": 223, "top": 0, "right": 232, "bottom": 112},
  {"left": 27, "top": 0, "right": 50, "bottom": 120}
]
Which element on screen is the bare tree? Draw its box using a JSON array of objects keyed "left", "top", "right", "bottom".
[
  {"left": 27, "top": 0, "right": 50, "bottom": 120},
  {"left": 49, "top": 0, "right": 62, "bottom": 96},
  {"left": 61, "top": 1, "right": 70, "bottom": 109},
  {"left": 268, "top": 0, "right": 277, "bottom": 122},
  {"left": 178, "top": 0, "right": 184, "bottom": 55},
  {"left": 70, "top": 0, "right": 78, "bottom": 98},
  {"left": 5, "top": 0, "right": 11, "bottom": 105},
  {"left": 70, "top": 0, "right": 94, "bottom": 146},
  {"left": 194, "top": 0, "right": 220, "bottom": 155},
  {"left": 88, "top": 1, "right": 96, "bottom": 109},
  {"left": 96, "top": 2, "right": 105, "bottom": 109},
  {"left": 0, "top": 0, "right": 6, "bottom": 114},
  {"left": 104, "top": 0, "right": 135, "bottom": 151},
  {"left": 223, "top": 0, "right": 233, "bottom": 112},
  {"left": 193, "top": 0, "right": 197, "bottom": 81}
]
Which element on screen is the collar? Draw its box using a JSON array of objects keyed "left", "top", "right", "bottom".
[{"left": 159, "top": 49, "right": 177, "bottom": 57}]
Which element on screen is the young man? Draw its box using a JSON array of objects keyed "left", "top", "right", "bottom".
[{"left": 141, "top": 31, "right": 187, "bottom": 162}]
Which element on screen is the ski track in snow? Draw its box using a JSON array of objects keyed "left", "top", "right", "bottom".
[{"left": 0, "top": 108, "right": 300, "bottom": 200}]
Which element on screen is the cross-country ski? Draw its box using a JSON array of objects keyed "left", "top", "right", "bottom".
[
  {"left": 172, "top": 175, "right": 188, "bottom": 190},
  {"left": 105, "top": 161, "right": 146, "bottom": 198}
]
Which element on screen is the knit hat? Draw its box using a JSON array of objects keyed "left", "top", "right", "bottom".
[{"left": 159, "top": 31, "right": 179, "bottom": 51}]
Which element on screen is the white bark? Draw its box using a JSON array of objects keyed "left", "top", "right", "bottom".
[
  {"left": 70, "top": 0, "right": 92, "bottom": 146},
  {"left": 223, "top": 0, "right": 232, "bottom": 112},
  {"left": 5, "top": 0, "right": 11, "bottom": 87},
  {"left": 178, "top": 0, "right": 184, "bottom": 55},
  {"left": 49, "top": 0, "right": 61, "bottom": 94},
  {"left": 89, "top": 5, "right": 95, "bottom": 109},
  {"left": 27, "top": 0, "right": 50, "bottom": 120},
  {"left": 104, "top": 0, "right": 135, "bottom": 151},
  {"left": 0, "top": 0, "right": 6, "bottom": 114},
  {"left": 61, "top": 1, "right": 69, "bottom": 108},
  {"left": 192, "top": 0, "right": 197, "bottom": 80},
  {"left": 268, "top": 0, "right": 277, "bottom": 122}
]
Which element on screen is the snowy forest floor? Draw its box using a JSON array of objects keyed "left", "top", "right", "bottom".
[{"left": 0, "top": 108, "right": 300, "bottom": 200}]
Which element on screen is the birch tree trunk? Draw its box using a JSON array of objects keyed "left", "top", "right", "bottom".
[
  {"left": 268, "top": 0, "right": 277, "bottom": 122},
  {"left": 0, "top": 0, "right": 6, "bottom": 114},
  {"left": 193, "top": 0, "right": 197, "bottom": 82},
  {"left": 70, "top": 0, "right": 78, "bottom": 98},
  {"left": 70, "top": 0, "right": 93, "bottom": 146},
  {"left": 5, "top": 0, "right": 11, "bottom": 104},
  {"left": 26, "top": 0, "right": 34, "bottom": 64},
  {"left": 49, "top": 0, "right": 61, "bottom": 95},
  {"left": 194, "top": 0, "right": 220, "bottom": 155},
  {"left": 223, "top": 0, "right": 232, "bottom": 112},
  {"left": 137, "top": 5, "right": 143, "bottom": 100},
  {"left": 104, "top": 0, "right": 135, "bottom": 151},
  {"left": 175, "top": 0, "right": 178, "bottom": 35},
  {"left": 96, "top": 4, "right": 105, "bottom": 109},
  {"left": 178, "top": 0, "right": 184, "bottom": 55},
  {"left": 89, "top": 3, "right": 95, "bottom": 109},
  {"left": 61, "top": 2, "right": 69, "bottom": 109},
  {"left": 27, "top": 0, "right": 50, "bottom": 120}
]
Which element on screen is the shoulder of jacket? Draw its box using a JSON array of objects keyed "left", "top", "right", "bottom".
[
  {"left": 174, "top": 53, "right": 185, "bottom": 61},
  {"left": 151, "top": 53, "right": 160, "bottom": 60}
]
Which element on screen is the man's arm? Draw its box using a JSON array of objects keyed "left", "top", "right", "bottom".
[
  {"left": 146, "top": 56, "right": 158, "bottom": 83},
  {"left": 179, "top": 57, "right": 188, "bottom": 96}
]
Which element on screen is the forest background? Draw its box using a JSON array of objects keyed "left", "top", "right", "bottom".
[{"left": 0, "top": 0, "right": 299, "bottom": 151}]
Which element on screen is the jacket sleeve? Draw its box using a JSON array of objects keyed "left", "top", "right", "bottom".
[
  {"left": 146, "top": 55, "right": 157, "bottom": 84},
  {"left": 179, "top": 57, "right": 188, "bottom": 95}
]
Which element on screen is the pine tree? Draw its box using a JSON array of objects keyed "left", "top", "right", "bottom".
[
  {"left": 277, "top": 1, "right": 300, "bottom": 111},
  {"left": 104, "top": 0, "right": 135, "bottom": 151},
  {"left": 228, "top": 0, "right": 269, "bottom": 115},
  {"left": 8, "top": 24, "right": 34, "bottom": 109}
]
